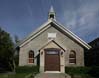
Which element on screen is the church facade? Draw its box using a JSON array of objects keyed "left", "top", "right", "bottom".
[{"left": 18, "top": 7, "right": 91, "bottom": 73}]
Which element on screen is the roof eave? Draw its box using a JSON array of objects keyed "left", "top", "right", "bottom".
[{"left": 52, "top": 20, "right": 92, "bottom": 49}]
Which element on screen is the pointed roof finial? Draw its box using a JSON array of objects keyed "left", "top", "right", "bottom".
[
  {"left": 50, "top": 6, "right": 55, "bottom": 13},
  {"left": 48, "top": 6, "right": 56, "bottom": 20}
]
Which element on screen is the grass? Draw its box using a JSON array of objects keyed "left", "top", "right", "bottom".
[{"left": 0, "top": 73, "right": 30, "bottom": 78}]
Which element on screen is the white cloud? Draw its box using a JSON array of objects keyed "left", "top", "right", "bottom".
[{"left": 62, "top": 0, "right": 99, "bottom": 42}]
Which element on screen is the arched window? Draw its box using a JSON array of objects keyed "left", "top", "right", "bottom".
[
  {"left": 69, "top": 50, "right": 76, "bottom": 64},
  {"left": 28, "top": 50, "right": 34, "bottom": 63}
]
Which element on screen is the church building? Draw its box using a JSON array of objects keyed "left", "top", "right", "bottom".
[{"left": 18, "top": 7, "right": 91, "bottom": 73}]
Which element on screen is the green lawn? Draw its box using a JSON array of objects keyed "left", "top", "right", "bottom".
[{"left": 0, "top": 73, "right": 32, "bottom": 78}]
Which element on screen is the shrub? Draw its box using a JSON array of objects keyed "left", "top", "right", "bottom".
[
  {"left": 15, "top": 66, "right": 39, "bottom": 74},
  {"left": 65, "top": 67, "right": 91, "bottom": 75},
  {"left": 88, "top": 66, "right": 99, "bottom": 78}
]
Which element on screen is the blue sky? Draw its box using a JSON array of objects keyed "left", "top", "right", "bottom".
[{"left": 0, "top": 0, "right": 99, "bottom": 43}]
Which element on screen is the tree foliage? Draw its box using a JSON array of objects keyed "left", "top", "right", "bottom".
[
  {"left": 14, "top": 35, "right": 20, "bottom": 43},
  {"left": 0, "top": 27, "right": 14, "bottom": 71}
]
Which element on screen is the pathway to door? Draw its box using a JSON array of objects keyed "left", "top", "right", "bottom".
[{"left": 35, "top": 73, "right": 71, "bottom": 78}]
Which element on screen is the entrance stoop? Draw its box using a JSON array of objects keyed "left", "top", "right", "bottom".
[{"left": 35, "top": 73, "right": 71, "bottom": 78}]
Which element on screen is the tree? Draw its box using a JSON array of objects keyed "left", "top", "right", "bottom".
[
  {"left": 14, "top": 35, "right": 20, "bottom": 66},
  {"left": 0, "top": 27, "right": 14, "bottom": 72},
  {"left": 14, "top": 35, "right": 20, "bottom": 43}
]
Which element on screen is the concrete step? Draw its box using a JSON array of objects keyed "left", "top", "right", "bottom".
[{"left": 35, "top": 73, "right": 71, "bottom": 78}]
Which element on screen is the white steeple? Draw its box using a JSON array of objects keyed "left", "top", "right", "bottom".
[{"left": 48, "top": 6, "right": 56, "bottom": 20}]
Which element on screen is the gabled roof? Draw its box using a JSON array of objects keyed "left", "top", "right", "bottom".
[
  {"left": 18, "top": 19, "right": 91, "bottom": 49},
  {"left": 38, "top": 40, "right": 66, "bottom": 51},
  {"left": 34, "top": 40, "right": 65, "bottom": 57}
]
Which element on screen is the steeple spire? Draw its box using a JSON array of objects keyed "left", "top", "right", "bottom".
[
  {"left": 48, "top": 6, "right": 56, "bottom": 20},
  {"left": 50, "top": 6, "right": 55, "bottom": 13}
]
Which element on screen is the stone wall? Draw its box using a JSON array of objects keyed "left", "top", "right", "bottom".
[{"left": 19, "top": 24, "right": 84, "bottom": 67}]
